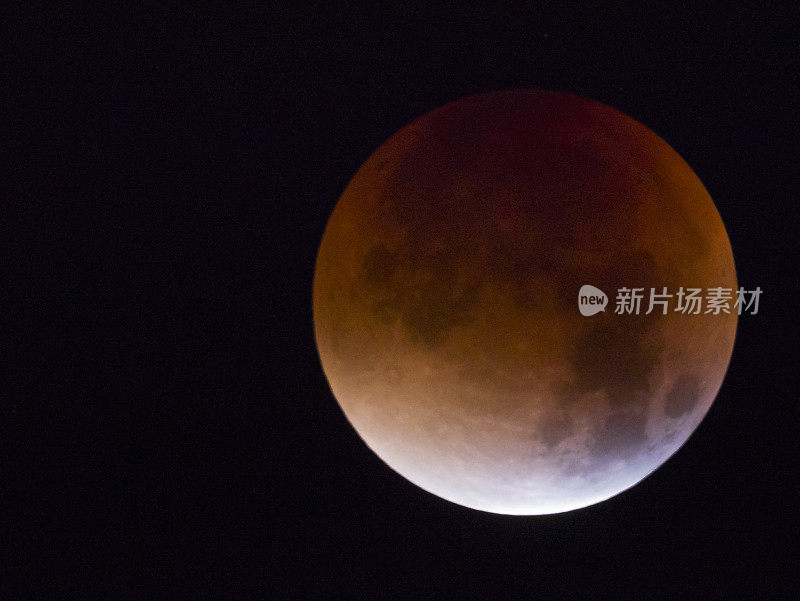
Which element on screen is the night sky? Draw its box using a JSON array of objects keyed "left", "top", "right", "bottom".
[{"left": 5, "top": 4, "right": 798, "bottom": 599}]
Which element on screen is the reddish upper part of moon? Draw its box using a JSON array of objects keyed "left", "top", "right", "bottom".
[{"left": 313, "top": 90, "right": 737, "bottom": 515}]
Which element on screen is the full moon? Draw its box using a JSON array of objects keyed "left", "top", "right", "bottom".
[{"left": 313, "top": 90, "right": 737, "bottom": 515}]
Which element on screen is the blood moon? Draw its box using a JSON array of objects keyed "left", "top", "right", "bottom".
[{"left": 313, "top": 90, "right": 736, "bottom": 515}]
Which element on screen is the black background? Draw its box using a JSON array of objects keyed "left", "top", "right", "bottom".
[{"left": 5, "top": 3, "right": 798, "bottom": 599}]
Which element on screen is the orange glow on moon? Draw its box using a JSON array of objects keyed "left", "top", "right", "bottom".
[{"left": 313, "top": 90, "right": 737, "bottom": 514}]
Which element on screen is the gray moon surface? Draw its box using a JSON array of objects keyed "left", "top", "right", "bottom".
[{"left": 313, "top": 90, "right": 737, "bottom": 514}]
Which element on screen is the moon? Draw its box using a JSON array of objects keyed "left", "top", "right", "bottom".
[{"left": 313, "top": 90, "right": 737, "bottom": 515}]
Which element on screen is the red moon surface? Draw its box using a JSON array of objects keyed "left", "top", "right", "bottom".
[{"left": 313, "top": 90, "right": 737, "bottom": 514}]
